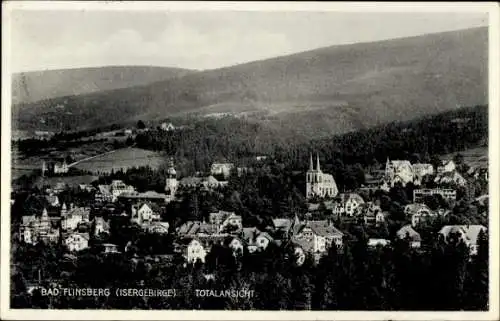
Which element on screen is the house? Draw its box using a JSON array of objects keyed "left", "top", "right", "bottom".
[
  {"left": 160, "top": 122, "right": 175, "bottom": 131},
  {"left": 242, "top": 227, "right": 260, "bottom": 253},
  {"left": 437, "top": 160, "right": 456, "bottom": 174},
  {"left": 144, "top": 221, "right": 170, "bottom": 234},
  {"left": 412, "top": 163, "right": 434, "bottom": 184},
  {"left": 226, "top": 236, "right": 245, "bottom": 257},
  {"left": 61, "top": 206, "right": 90, "bottom": 231},
  {"left": 178, "top": 176, "right": 227, "bottom": 190},
  {"left": 209, "top": 210, "right": 242, "bottom": 233},
  {"left": 291, "top": 238, "right": 313, "bottom": 265},
  {"left": 355, "top": 202, "right": 385, "bottom": 226},
  {"left": 109, "top": 180, "right": 135, "bottom": 201},
  {"left": 95, "top": 185, "right": 113, "bottom": 203},
  {"left": 45, "top": 195, "right": 60, "bottom": 207},
  {"left": 256, "top": 156, "right": 268, "bottom": 161},
  {"left": 384, "top": 158, "right": 414, "bottom": 187},
  {"left": 78, "top": 184, "right": 95, "bottom": 193},
  {"left": 177, "top": 221, "right": 219, "bottom": 237},
  {"left": 210, "top": 163, "right": 234, "bottom": 179},
  {"left": 438, "top": 225, "right": 487, "bottom": 255},
  {"left": 273, "top": 216, "right": 301, "bottom": 238},
  {"left": 118, "top": 190, "right": 169, "bottom": 204},
  {"left": 64, "top": 232, "right": 90, "bottom": 252},
  {"left": 306, "top": 154, "right": 339, "bottom": 199},
  {"left": 182, "top": 238, "right": 208, "bottom": 264},
  {"left": 92, "top": 217, "right": 110, "bottom": 237},
  {"left": 101, "top": 243, "right": 120, "bottom": 254},
  {"left": 367, "top": 238, "right": 391, "bottom": 248},
  {"left": 396, "top": 225, "right": 422, "bottom": 248},
  {"left": 294, "top": 220, "right": 343, "bottom": 254},
  {"left": 332, "top": 193, "right": 365, "bottom": 217},
  {"left": 404, "top": 203, "right": 436, "bottom": 227},
  {"left": 54, "top": 160, "right": 69, "bottom": 174},
  {"left": 255, "top": 232, "right": 274, "bottom": 250},
  {"left": 413, "top": 188, "right": 457, "bottom": 203},
  {"left": 19, "top": 208, "right": 60, "bottom": 245},
  {"left": 434, "top": 171, "right": 467, "bottom": 187},
  {"left": 124, "top": 129, "right": 133, "bottom": 135},
  {"left": 131, "top": 202, "right": 161, "bottom": 225},
  {"left": 53, "top": 182, "right": 68, "bottom": 194}
]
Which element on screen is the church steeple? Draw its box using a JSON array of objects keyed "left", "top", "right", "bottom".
[
  {"left": 309, "top": 153, "right": 313, "bottom": 171},
  {"left": 316, "top": 154, "right": 321, "bottom": 172}
]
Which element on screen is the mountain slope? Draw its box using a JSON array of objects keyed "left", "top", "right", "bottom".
[
  {"left": 13, "top": 27, "right": 487, "bottom": 137},
  {"left": 12, "top": 65, "right": 194, "bottom": 104}
]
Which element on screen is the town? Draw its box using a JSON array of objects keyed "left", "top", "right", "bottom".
[{"left": 10, "top": 113, "right": 489, "bottom": 309}]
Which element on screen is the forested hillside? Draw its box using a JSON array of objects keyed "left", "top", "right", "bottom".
[{"left": 13, "top": 27, "right": 487, "bottom": 138}]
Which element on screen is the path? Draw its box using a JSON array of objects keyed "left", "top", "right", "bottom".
[{"left": 68, "top": 149, "right": 118, "bottom": 167}]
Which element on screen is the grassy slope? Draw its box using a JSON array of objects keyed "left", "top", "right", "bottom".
[
  {"left": 12, "top": 65, "right": 194, "bottom": 104},
  {"left": 13, "top": 27, "right": 487, "bottom": 138}
]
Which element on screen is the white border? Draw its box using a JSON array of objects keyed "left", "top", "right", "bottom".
[{"left": 2, "top": 2, "right": 499, "bottom": 320}]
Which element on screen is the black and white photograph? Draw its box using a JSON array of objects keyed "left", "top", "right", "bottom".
[{"left": 1, "top": 2, "right": 499, "bottom": 320}]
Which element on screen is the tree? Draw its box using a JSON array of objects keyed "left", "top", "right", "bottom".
[{"left": 137, "top": 120, "right": 146, "bottom": 129}]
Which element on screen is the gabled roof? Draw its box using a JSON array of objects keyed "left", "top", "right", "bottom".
[
  {"left": 45, "top": 195, "right": 59, "bottom": 204},
  {"left": 22, "top": 215, "right": 36, "bottom": 226},
  {"left": 404, "top": 203, "right": 432, "bottom": 214},
  {"left": 397, "top": 225, "right": 421, "bottom": 242},
  {"left": 242, "top": 227, "right": 258, "bottom": 243},
  {"left": 98, "top": 185, "right": 111, "bottom": 195},
  {"left": 203, "top": 176, "right": 220, "bottom": 185},
  {"left": 273, "top": 218, "right": 292, "bottom": 230},
  {"left": 66, "top": 207, "right": 90, "bottom": 218},
  {"left": 256, "top": 232, "right": 274, "bottom": 242},
  {"left": 179, "top": 177, "right": 203, "bottom": 186},
  {"left": 439, "top": 225, "right": 487, "bottom": 245},
  {"left": 66, "top": 232, "right": 90, "bottom": 241},
  {"left": 301, "top": 220, "right": 343, "bottom": 237},
  {"left": 337, "top": 193, "right": 365, "bottom": 205},
  {"left": 291, "top": 237, "right": 314, "bottom": 253}
]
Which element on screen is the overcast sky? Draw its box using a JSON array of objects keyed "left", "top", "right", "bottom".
[{"left": 9, "top": 10, "right": 488, "bottom": 72}]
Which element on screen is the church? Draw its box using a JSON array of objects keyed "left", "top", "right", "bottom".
[{"left": 306, "top": 154, "right": 338, "bottom": 200}]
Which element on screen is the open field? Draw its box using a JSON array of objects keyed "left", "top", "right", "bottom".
[
  {"left": 72, "top": 147, "right": 167, "bottom": 174},
  {"left": 441, "top": 146, "right": 488, "bottom": 167}
]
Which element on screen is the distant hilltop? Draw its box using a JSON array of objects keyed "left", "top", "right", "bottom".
[{"left": 12, "top": 27, "right": 488, "bottom": 140}]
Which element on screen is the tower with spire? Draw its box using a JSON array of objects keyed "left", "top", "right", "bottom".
[
  {"left": 306, "top": 153, "right": 338, "bottom": 200},
  {"left": 165, "top": 158, "right": 178, "bottom": 200}
]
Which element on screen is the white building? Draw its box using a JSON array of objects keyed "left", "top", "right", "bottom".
[
  {"left": 437, "top": 160, "right": 456, "bottom": 174},
  {"left": 384, "top": 159, "right": 414, "bottom": 187},
  {"left": 61, "top": 206, "right": 90, "bottom": 231},
  {"left": 109, "top": 180, "right": 135, "bottom": 202},
  {"left": 438, "top": 225, "right": 487, "bottom": 256},
  {"left": 64, "top": 233, "right": 90, "bottom": 252},
  {"left": 164, "top": 159, "right": 178, "bottom": 201},
  {"left": 210, "top": 163, "right": 234, "bottom": 179},
  {"left": 306, "top": 154, "right": 338, "bottom": 200},
  {"left": 160, "top": 122, "right": 175, "bottom": 131},
  {"left": 131, "top": 203, "right": 161, "bottom": 225},
  {"left": 396, "top": 225, "right": 422, "bottom": 248},
  {"left": 413, "top": 188, "right": 457, "bottom": 203},
  {"left": 404, "top": 203, "right": 436, "bottom": 227},
  {"left": 185, "top": 239, "right": 207, "bottom": 264},
  {"left": 412, "top": 163, "right": 434, "bottom": 185},
  {"left": 54, "top": 160, "right": 69, "bottom": 174},
  {"left": 333, "top": 193, "right": 365, "bottom": 217}
]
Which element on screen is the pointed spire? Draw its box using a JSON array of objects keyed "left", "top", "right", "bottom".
[
  {"left": 309, "top": 153, "right": 313, "bottom": 171},
  {"left": 316, "top": 153, "right": 321, "bottom": 172}
]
